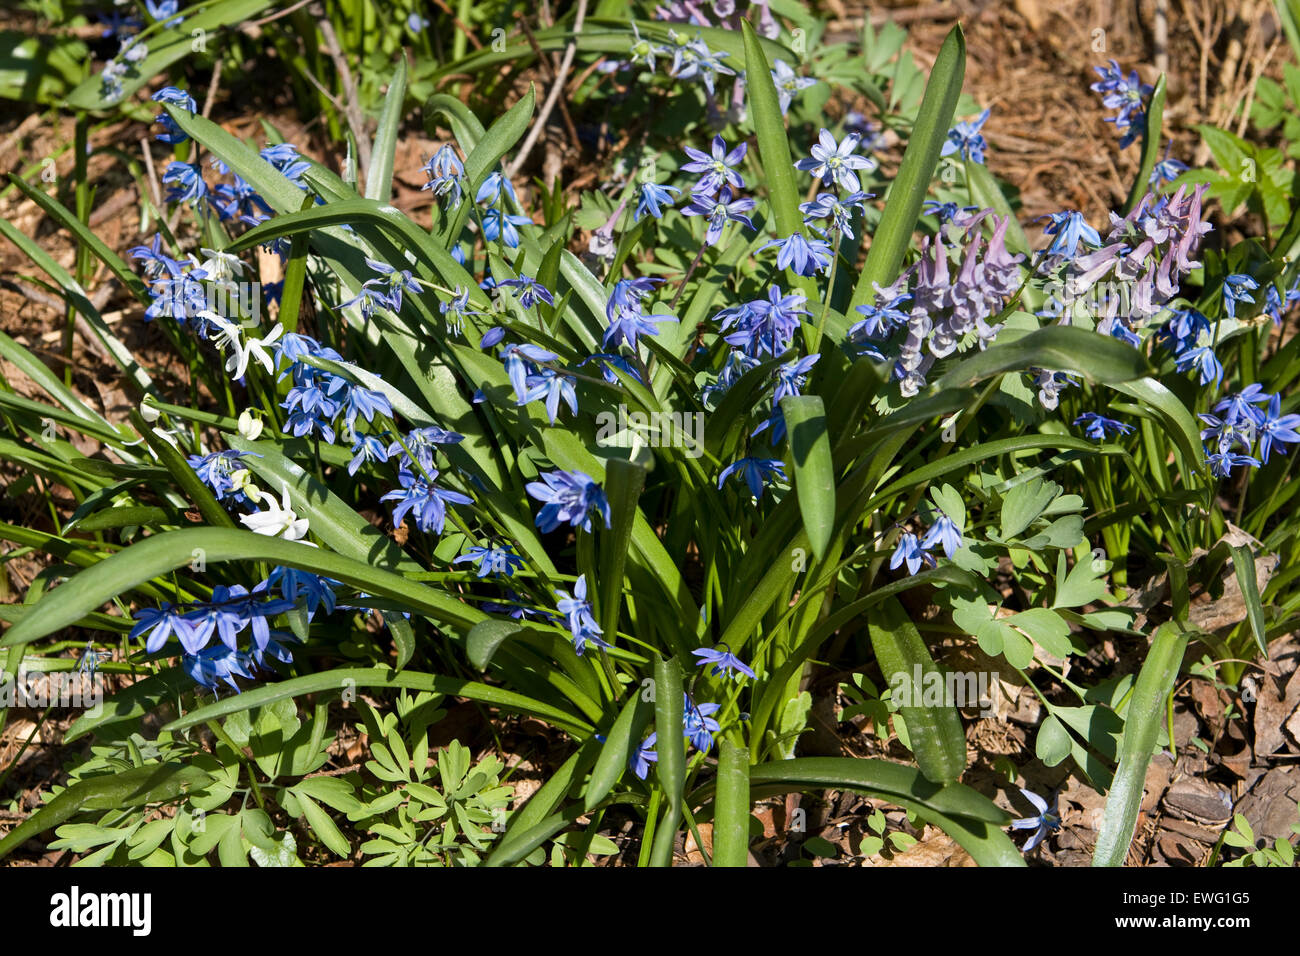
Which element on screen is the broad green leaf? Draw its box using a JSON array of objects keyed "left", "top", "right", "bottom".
[
  {"left": 711, "top": 740, "right": 751, "bottom": 867},
  {"left": 780, "top": 395, "right": 835, "bottom": 560}
]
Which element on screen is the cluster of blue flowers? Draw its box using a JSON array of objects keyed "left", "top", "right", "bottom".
[
  {"left": 890, "top": 510, "right": 965, "bottom": 575},
  {"left": 129, "top": 567, "right": 337, "bottom": 694},
  {"left": 1198, "top": 384, "right": 1300, "bottom": 477},
  {"left": 1090, "top": 60, "right": 1154, "bottom": 148}
]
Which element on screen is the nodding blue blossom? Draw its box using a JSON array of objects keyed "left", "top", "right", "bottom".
[
  {"left": 630, "top": 732, "right": 658, "bottom": 780},
  {"left": 381, "top": 466, "right": 474, "bottom": 535},
  {"left": 582, "top": 352, "right": 644, "bottom": 385},
  {"left": 683, "top": 696, "right": 722, "bottom": 753},
  {"left": 341, "top": 258, "right": 422, "bottom": 318},
  {"left": 390, "top": 425, "right": 464, "bottom": 473},
  {"left": 920, "top": 514, "right": 964, "bottom": 560},
  {"left": 940, "top": 108, "right": 991, "bottom": 163},
  {"left": 1259, "top": 394, "right": 1300, "bottom": 464},
  {"left": 850, "top": 286, "right": 912, "bottom": 341},
  {"left": 130, "top": 603, "right": 198, "bottom": 655},
  {"left": 635, "top": 182, "right": 680, "bottom": 222},
  {"left": 520, "top": 367, "right": 578, "bottom": 422},
  {"left": 145, "top": 0, "right": 182, "bottom": 26},
  {"left": 476, "top": 170, "right": 519, "bottom": 207},
  {"left": 526, "top": 469, "right": 612, "bottom": 533},
  {"left": 794, "top": 129, "right": 876, "bottom": 193},
  {"left": 128, "top": 234, "right": 185, "bottom": 280},
  {"left": 844, "top": 111, "right": 882, "bottom": 150},
  {"left": 348, "top": 433, "right": 391, "bottom": 475},
  {"left": 692, "top": 644, "right": 757, "bottom": 680},
  {"left": 801, "top": 191, "right": 872, "bottom": 239},
  {"left": 182, "top": 583, "right": 295, "bottom": 656},
  {"left": 720, "top": 286, "right": 809, "bottom": 357},
  {"left": 772, "top": 354, "right": 820, "bottom": 404},
  {"left": 267, "top": 566, "right": 339, "bottom": 620},
  {"left": 1264, "top": 280, "right": 1300, "bottom": 327},
  {"left": 890, "top": 532, "right": 933, "bottom": 575},
  {"left": 454, "top": 545, "right": 525, "bottom": 578},
  {"left": 189, "top": 449, "right": 258, "bottom": 505},
  {"left": 1175, "top": 345, "right": 1224, "bottom": 388},
  {"left": 718, "top": 456, "right": 786, "bottom": 500},
  {"left": 771, "top": 59, "right": 817, "bottom": 115},
  {"left": 162, "top": 161, "right": 209, "bottom": 209},
  {"left": 1223, "top": 274, "right": 1259, "bottom": 320},
  {"left": 440, "top": 286, "right": 482, "bottom": 337},
  {"left": 500, "top": 275, "right": 555, "bottom": 310},
  {"left": 259, "top": 143, "right": 312, "bottom": 189},
  {"left": 682, "top": 187, "right": 757, "bottom": 246},
  {"left": 605, "top": 278, "right": 677, "bottom": 350},
  {"left": 1208, "top": 451, "right": 1262, "bottom": 478},
  {"left": 1033, "top": 370, "right": 1078, "bottom": 411},
  {"left": 761, "top": 232, "right": 834, "bottom": 276},
  {"left": 1090, "top": 60, "right": 1153, "bottom": 148},
  {"left": 482, "top": 207, "right": 534, "bottom": 248},
  {"left": 182, "top": 644, "right": 258, "bottom": 695},
  {"left": 1150, "top": 154, "right": 1189, "bottom": 186},
  {"left": 1074, "top": 412, "right": 1135, "bottom": 442},
  {"left": 500, "top": 343, "right": 558, "bottom": 402},
  {"left": 680, "top": 134, "right": 747, "bottom": 195},
  {"left": 555, "top": 574, "right": 610, "bottom": 655},
  {"left": 1157, "top": 307, "right": 1212, "bottom": 356},
  {"left": 923, "top": 201, "right": 978, "bottom": 224},
  {"left": 1039, "top": 210, "right": 1102, "bottom": 260},
  {"left": 1010, "top": 789, "right": 1060, "bottom": 852},
  {"left": 151, "top": 87, "right": 195, "bottom": 144},
  {"left": 663, "top": 31, "right": 734, "bottom": 94},
  {"left": 421, "top": 145, "right": 465, "bottom": 208}
]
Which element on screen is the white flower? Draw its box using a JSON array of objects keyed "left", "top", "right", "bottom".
[
  {"left": 139, "top": 400, "right": 161, "bottom": 423},
  {"left": 197, "top": 248, "right": 248, "bottom": 282},
  {"left": 225, "top": 322, "right": 283, "bottom": 381},
  {"left": 240, "top": 483, "right": 309, "bottom": 540},
  {"left": 237, "top": 409, "right": 263, "bottom": 441}
]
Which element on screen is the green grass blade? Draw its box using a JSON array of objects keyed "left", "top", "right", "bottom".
[
  {"left": 649, "top": 655, "right": 685, "bottom": 867},
  {"left": 710, "top": 740, "right": 751, "bottom": 867},
  {"left": 365, "top": 57, "right": 408, "bottom": 202}
]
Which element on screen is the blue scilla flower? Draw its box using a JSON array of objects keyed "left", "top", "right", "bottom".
[
  {"left": 635, "top": 182, "right": 680, "bottom": 222},
  {"left": 771, "top": 59, "right": 817, "bottom": 115},
  {"left": 1174, "top": 345, "right": 1223, "bottom": 388},
  {"left": 940, "top": 108, "right": 991, "bottom": 163},
  {"left": 128, "top": 234, "right": 185, "bottom": 280},
  {"left": 475, "top": 170, "right": 518, "bottom": 207},
  {"left": 520, "top": 367, "right": 578, "bottom": 423},
  {"left": 151, "top": 87, "right": 195, "bottom": 144},
  {"left": 391, "top": 425, "right": 465, "bottom": 473},
  {"left": 890, "top": 532, "right": 933, "bottom": 576},
  {"left": 267, "top": 566, "right": 339, "bottom": 619},
  {"left": 1198, "top": 412, "right": 1254, "bottom": 456},
  {"left": 348, "top": 432, "right": 391, "bottom": 475},
  {"left": 692, "top": 644, "right": 756, "bottom": 680},
  {"left": 454, "top": 545, "right": 525, "bottom": 578},
  {"left": 1074, "top": 412, "right": 1135, "bottom": 442},
  {"left": 130, "top": 603, "right": 198, "bottom": 655},
  {"left": 582, "top": 353, "right": 643, "bottom": 385},
  {"left": 526, "top": 469, "right": 611, "bottom": 533},
  {"left": 1212, "top": 384, "right": 1270, "bottom": 428},
  {"left": 1010, "top": 789, "right": 1060, "bottom": 852},
  {"left": 260, "top": 143, "right": 311, "bottom": 189},
  {"left": 680, "top": 134, "right": 747, "bottom": 195},
  {"left": 1090, "top": 61, "right": 1152, "bottom": 148},
  {"left": 421, "top": 145, "right": 464, "bottom": 208},
  {"left": 1223, "top": 274, "right": 1259, "bottom": 320},
  {"left": 851, "top": 287, "right": 913, "bottom": 340},
  {"left": 1259, "top": 394, "right": 1300, "bottom": 464},
  {"left": 795, "top": 129, "right": 876, "bottom": 193},
  {"left": 1039, "top": 210, "right": 1102, "bottom": 259},
  {"left": 682, "top": 187, "right": 756, "bottom": 246},
  {"left": 1157, "top": 308, "right": 1211, "bottom": 356},
  {"left": 500, "top": 275, "right": 555, "bottom": 310},
  {"left": 188, "top": 449, "right": 257, "bottom": 504},
  {"left": 920, "top": 514, "right": 964, "bottom": 560},
  {"left": 440, "top": 286, "right": 482, "bottom": 337},
  {"left": 1207, "top": 451, "right": 1261, "bottom": 478},
  {"left": 630, "top": 732, "right": 658, "bottom": 780},
  {"left": 482, "top": 207, "right": 533, "bottom": 248},
  {"left": 382, "top": 466, "right": 474, "bottom": 535},
  {"left": 683, "top": 695, "right": 722, "bottom": 753},
  {"left": 717, "top": 456, "right": 786, "bottom": 500},
  {"left": 800, "top": 190, "right": 872, "bottom": 239},
  {"left": 499, "top": 342, "right": 558, "bottom": 402},
  {"left": 1150, "top": 155, "right": 1188, "bottom": 186},
  {"left": 761, "top": 232, "right": 833, "bottom": 277},
  {"left": 182, "top": 643, "right": 257, "bottom": 695},
  {"left": 772, "top": 354, "right": 820, "bottom": 404},
  {"left": 554, "top": 574, "right": 609, "bottom": 656},
  {"left": 722, "top": 286, "right": 809, "bottom": 357},
  {"left": 162, "top": 161, "right": 208, "bottom": 208}
]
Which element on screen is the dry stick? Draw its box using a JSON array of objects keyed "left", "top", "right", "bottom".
[
  {"left": 1154, "top": 0, "right": 1169, "bottom": 75},
  {"left": 505, "top": 0, "right": 590, "bottom": 181},
  {"left": 517, "top": 14, "right": 581, "bottom": 154},
  {"left": 138, "top": 137, "right": 163, "bottom": 209},
  {"left": 201, "top": 57, "right": 223, "bottom": 120},
  {"left": 1236, "top": 36, "right": 1282, "bottom": 139},
  {"left": 245, "top": 0, "right": 316, "bottom": 29},
  {"left": 428, "top": 0, "right": 485, "bottom": 50},
  {"left": 317, "top": 15, "right": 371, "bottom": 180}
]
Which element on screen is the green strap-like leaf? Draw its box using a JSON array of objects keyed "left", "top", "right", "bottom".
[
  {"left": 1092, "top": 623, "right": 1189, "bottom": 866},
  {"left": 650, "top": 656, "right": 686, "bottom": 867},
  {"left": 850, "top": 24, "right": 966, "bottom": 314},
  {"left": 365, "top": 58, "right": 408, "bottom": 202},
  {"left": 711, "top": 740, "right": 751, "bottom": 867},
  {"left": 781, "top": 395, "right": 835, "bottom": 561}
]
